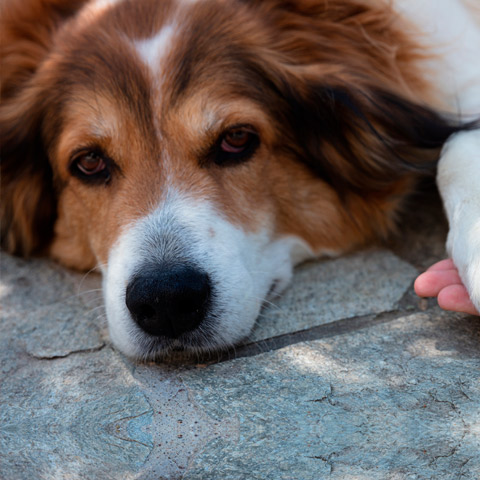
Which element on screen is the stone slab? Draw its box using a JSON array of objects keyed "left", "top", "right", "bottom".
[
  {"left": 181, "top": 312, "right": 480, "bottom": 480},
  {"left": 0, "top": 253, "right": 101, "bottom": 316},
  {"left": 250, "top": 250, "right": 417, "bottom": 342},
  {"left": 3, "top": 310, "right": 479, "bottom": 479},
  {"left": 1, "top": 232, "right": 479, "bottom": 480},
  {"left": 0, "top": 347, "right": 153, "bottom": 480},
  {"left": 1, "top": 252, "right": 105, "bottom": 358},
  {"left": 1, "top": 248, "right": 417, "bottom": 355}
]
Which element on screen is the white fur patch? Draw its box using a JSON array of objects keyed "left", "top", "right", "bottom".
[
  {"left": 85, "top": 0, "right": 125, "bottom": 18},
  {"left": 92, "top": 0, "right": 124, "bottom": 7},
  {"left": 393, "top": 0, "right": 480, "bottom": 116},
  {"left": 437, "top": 130, "right": 480, "bottom": 311},
  {"left": 134, "top": 24, "right": 177, "bottom": 78},
  {"left": 132, "top": 23, "right": 179, "bottom": 138},
  {"left": 395, "top": 0, "right": 480, "bottom": 312}
]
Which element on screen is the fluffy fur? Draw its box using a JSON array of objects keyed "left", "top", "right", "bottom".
[{"left": 1, "top": 0, "right": 479, "bottom": 359}]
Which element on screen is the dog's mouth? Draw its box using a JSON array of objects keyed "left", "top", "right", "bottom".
[
  {"left": 266, "top": 279, "right": 281, "bottom": 299},
  {"left": 130, "top": 321, "right": 230, "bottom": 361}
]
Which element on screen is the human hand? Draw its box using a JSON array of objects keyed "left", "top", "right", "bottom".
[{"left": 414, "top": 259, "right": 479, "bottom": 316}]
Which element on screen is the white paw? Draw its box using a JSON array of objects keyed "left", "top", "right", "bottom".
[
  {"left": 446, "top": 221, "right": 480, "bottom": 312},
  {"left": 438, "top": 129, "right": 480, "bottom": 313}
]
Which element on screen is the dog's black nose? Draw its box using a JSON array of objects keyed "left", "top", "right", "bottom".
[{"left": 125, "top": 264, "right": 211, "bottom": 338}]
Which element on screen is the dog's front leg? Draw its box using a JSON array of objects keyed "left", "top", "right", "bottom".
[{"left": 438, "top": 129, "right": 480, "bottom": 312}]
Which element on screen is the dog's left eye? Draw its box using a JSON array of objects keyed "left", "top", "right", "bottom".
[
  {"left": 214, "top": 125, "right": 260, "bottom": 165},
  {"left": 221, "top": 129, "right": 252, "bottom": 152},
  {"left": 69, "top": 150, "right": 113, "bottom": 184},
  {"left": 76, "top": 153, "right": 106, "bottom": 174}
]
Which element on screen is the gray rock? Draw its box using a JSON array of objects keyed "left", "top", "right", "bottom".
[
  {"left": 181, "top": 312, "right": 480, "bottom": 480},
  {"left": 1, "top": 216, "right": 479, "bottom": 480},
  {"left": 22, "top": 298, "right": 105, "bottom": 358},
  {"left": 250, "top": 250, "right": 417, "bottom": 342},
  {"left": 1, "top": 252, "right": 105, "bottom": 358},
  {"left": 0, "top": 253, "right": 96, "bottom": 315},
  {"left": 0, "top": 348, "right": 153, "bottom": 480},
  {"left": 131, "top": 363, "right": 240, "bottom": 480},
  {"left": 3, "top": 310, "right": 478, "bottom": 479}
]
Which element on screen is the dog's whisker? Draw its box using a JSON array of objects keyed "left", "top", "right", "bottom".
[
  {"left": 244, "top": 294, "right": 288, "bottom": 315},
  {"left": 73, "top": 288, "right": 104, "bottom": 295},
  {"left": 75, "top": 264, "right": 106, "bottom": 295},
  {"left": 86, "top": 304, "right": 107, "bottom": 316}
]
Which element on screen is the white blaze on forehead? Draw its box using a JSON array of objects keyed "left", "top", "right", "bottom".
[
  {"left": 132, "top": 23, "right": 179, "bottom": 138},
  {"left": 134, "top": 24, "right": 177, "bottom": 78},
  {"left": 92, "top": 0, "right": 125, "bottom": 7}
]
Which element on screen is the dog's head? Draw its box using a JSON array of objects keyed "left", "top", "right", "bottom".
[{"left": 0, "top": 0, "right": 461, "bottom": 358}]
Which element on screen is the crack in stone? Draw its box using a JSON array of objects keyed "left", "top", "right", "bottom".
[
  {"left": 459, "top": 389, "right": 472, "bottom": 402},
  {"left": 307, "top": 453, "right": 335, "bottom": 474},
  {"left": 428, "top": 391, "right": 458, "bottom": 412},
  {"left": 426, "top": 390, "right": 469, "bottom": 468},
  {"left": 27, "top": 342, "right": 106, "bottom": 360},
  {"left": 110, "top": 434, "right": 152, "bottom": 449},
  {"left": 114, "top": 410, "right": 152, "bottom": 423},
  {"left": 429, "top": 445, "right": 461, "bottom": 467},
  {"left": 308, "top": 384, "right": 335, "bottom": 406},
  {"left": 213, "top": 308, "right": 408, "bottom": 363}
]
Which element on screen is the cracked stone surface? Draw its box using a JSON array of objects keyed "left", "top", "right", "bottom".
[
  {"left": 250, "top": 249, "right": 417, "bottom": 342},
  {"left": 0, "top": 348, "right": 152, "bottom": 480},
  {"left": 180, "top": 312, "right": 480, "bottom": 480},
  {"left": 0, "top": 253, "right": 105, "bottom": 359},
  {"left": 1, "top": 192, "right": 479, "bottom": 479}
]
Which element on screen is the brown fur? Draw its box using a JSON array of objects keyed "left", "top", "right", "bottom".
[{"left": 0, "top": 0, "right": 465, "bottom": 269}]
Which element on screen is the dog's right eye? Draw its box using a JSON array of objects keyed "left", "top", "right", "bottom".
[
  {"left": 210, "top": 125, "right": 260, "bottom": 166},
  {"left": 76, "top": 153, "right": 106, "bottom": 175},
  {"left": 69, "top": 150, "right": 113, "bottom": 185}
]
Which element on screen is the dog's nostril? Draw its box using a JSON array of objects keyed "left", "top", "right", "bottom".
[{"left": 125, "top": 264, "right": 211, "bottom": 339}]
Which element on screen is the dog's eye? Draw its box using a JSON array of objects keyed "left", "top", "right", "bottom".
[
  {"left": 69, "top": 150, "right": 113, "bottom": 184},
  {"left": 214, "top": 125, "right": 260, "bottom": 165},
  {"left": 76, "top": 153, "right": 106, "bottom": 175},
  {"left": 221, "top": 129, "right": 252, "bottom": 152}
]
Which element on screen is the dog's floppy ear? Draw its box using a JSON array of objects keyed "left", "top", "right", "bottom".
[
  {"left": 280, "top": 82, "right": 470, "bottom": 194},
  {"left": 243, "top": 0, "right": 471, "bottom": 194},
  {"left": 0, "top": 0, "right": 85, "bottom": 256},
  {"left": 0, "top": 87, "right": 57, "bottom": 256}
]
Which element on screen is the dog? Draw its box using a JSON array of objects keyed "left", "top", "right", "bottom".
[{"left": 1, "top": 0, "right": 479, "bottom": 360}]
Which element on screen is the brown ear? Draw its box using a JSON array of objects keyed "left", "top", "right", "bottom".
[
  {"left": 279, "top": 83, "right": 474, "bottom": 194},
  {"left": 241, "top": 0, "right": 476, "bottom": 194},
  {"left": 0, "top": 88, "right": 57, "bottom": 256},
  {"left": 0, "top": 0, "right": 85, "bottom": 256}
]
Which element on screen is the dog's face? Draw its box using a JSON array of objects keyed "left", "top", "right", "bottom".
[{"left": 1, "top": 0, "right": 459, "bottom": 358}]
